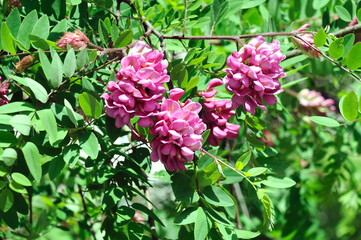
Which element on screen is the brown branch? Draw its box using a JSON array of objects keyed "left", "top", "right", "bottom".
[
  {"left": 162, "top": 32, "right": 299, "bottom": 40},
  {"left": 79, "top": 186, "right": 97, "bottom": 240},
  {"left": 292, "top": 34, "right": 361, "bottom": 82}
]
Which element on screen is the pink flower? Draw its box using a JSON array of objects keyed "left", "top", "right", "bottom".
[
  {"left": 102, "top": 42, "right": 169, "bottom": 128},
  {"left": 56, "top": 30, "right": 90, "bottom": 50},
  {"left": 198, "top": 79, "right": 240, "bottom": 146},
  {"left": 348, "top": 16, "right": 358, "bottom": 27},
  {"left": 298, "top": 89, "right": 336, "bottom": 115},
  {"left": 291, "top": 24, "right": 321, "bottom": 58},
  {"left": 223, "top": 36, "right": 285, "bottom": 115},
  {"left": 149, "top": 88, "right": 206, "bottom": 172},
  {"left": 0, "top": 77, "right": 9, "bottom": 106}
]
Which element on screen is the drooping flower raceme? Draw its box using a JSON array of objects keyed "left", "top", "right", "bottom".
[
  {"left": 291, "top": 24, "right": 321, "bottom": 58},
  {"left": 298, "top": 89, "right": 336, "bottom": 115},
  {"left": 56, "top": 30, "right": 90, "bottom": 50},
  {"left": 150, "top": 88, "right": 206, "bottom": 172},
  {"left": 224, "top": 36, "right": 286, "bottom": 115},
  {"left": 0, "top": 77, "right": 9, "bottom": 106},
  {"left": 199, "top": 79, "right": 240, "bottom": 146},
  {"left": 102, "top": 41, "right": 169, "bottom": 128}
]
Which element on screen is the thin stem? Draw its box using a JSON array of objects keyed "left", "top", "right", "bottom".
[
  {"left": 243, "top": 122, "right": 250, "bottom": 151},
  {"left": 78, "top": 186, "right": 97, "bottom": 240},
  {"left": 183, "top": 0, "right": 188, "bottom": 37},
  {"left": 29, "top": 192, "right": 33, "bottom": 225},
  {"left": 339, "top": 117, "right": 361, "bottom": 126},
  {"left": 230, "top": 184, "right": 242, "bottom": 229},
  {"left": 193, "top": 159, "right": 203, "bottom": 207},
  {"left": 200, "top": 148, "right": 257, "bottom": 192},
  {"left": 292, "top": 34, "right": 361, "bottom": 82},
  {"left": 162, "top": 32, "right": 301, "bottom": 40}
]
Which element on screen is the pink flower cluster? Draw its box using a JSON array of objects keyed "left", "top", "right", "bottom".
[
  {"left": 150, "top": 89, "right": 206, "bottom": 172},
  {"left": 102, "top": 41, "right": 169, "bottom": 128},
  {"left": 223, "top": 36, "right": 285, "bottom": 115},
  {"left": 0, "top": 77, "right": 9, "bottom": 106},
  {"left": 199, "top": 79, "right": 240, "bottom": 146},
  {"left": 291, "top": 24, "right": 321, "bottom": 58},
  {"left": 56, "top": 30, "right": 90, "bottom": 50},
  {"left": 298, "top": 89, "right": 336, "bottom": 115}
]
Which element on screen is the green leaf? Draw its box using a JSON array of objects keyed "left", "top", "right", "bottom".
[
  {"left": 346, "top": 42, "right": 361, "bottom": 70},
  {"left": 50, "top": 50, "right": 63, "bottom": 87},
  {"left": 64, "top": 48, "right": 76, "bottom": 77},
  {"left": 202, "top": 186, "right": 234, "bottom": 207},
  {"left": 48, "top": 156, "right": 65, "bottom": 180},
  {"left": 309, "top": 116, "right": 340, "bottom": 127},
  {"left": 116, "top": 206, "right": 135, "bottom": 225},
  {"left": 24, "top": 78, "right": 48, "bottom": 103},
  {"left": 261, "top": 176, "right": 296, "bottom": 188},
  {"left": 17, "top": 10, "right": 38, "bottom": 49},
  {"left": 329, "top": 38, "right": 344, "bottom": 59},
  {"left": 312, "top": 0, "right": 329, "bottom": 9},
  {"left": 64, "top": 99, "right": 78, "bottom": 127},
  {"left": 335, "top": 6, "right": 352, "bottom": 22},
  {"left": 171, "top": 173, "right": 199, "bottom": 203},
  {"left": 201, "top": 129, "right": 211, "bottom": 145},
  {"left": 39, "top": 49, "right": 52, "bottom": 80},
  {"left": 78, "top": 131, "right": 99, "bottom": 159},
  {"left": 188, "top": 57, "right": 206, "bottom": 66},
  {"left": 48, "top": 19, "right": 67, "bottom": 41},
  {"left": 247, "top": 167, "right": 267, "bottom": 176},
  {"left": 1, "top": 22, "right": 16, "bottom": 55},
  {"left": 11, "top": 173, "right": 32, "bottom": 186},
  {"left": 234, "top": 230, "right": 260, "bottom": 239},
  {"left": 78, "top": 92, "right": 102, "bottom": 119},
  {"left": 186, "top": 76, "right": 200, "bottom": 92},
  {"left": 237, "top": 151, "right": 252, "bottom": 168},
  {"left": 29, "top": 34, "right": 49, "bottom": 50},
  {"left": 32, "top": 15, "right": 50, "bottom": 39},
  {"left": 174, "top": 207, "right": 198, "bottom": 225},
  {"left": 282, "top": 77, "right": 308, "bottom": 89},
  {"left": 0, "top": 132, "right": 18, "bottom": 147},
  {"left": 6, "top": 8, "right": 21, "bottom": 38},
  {"left": 114, "top": 29, "right": 133, "bottom": 48},
  {"left": 0, "top": 188, "right": 14, "bottom": 212},
  {"left": 342, "top": 34, "right": 355, "bottom": 58},
  {"left": 37, "top": 109, "right": 58, "bottom": 145},
  {"left": 22, "top": 142, "right": 42, "bottom": 183},
  {"left": 0, "top": 165, "right": 7, "bottom": 177},
  {"left": 358, "top": 8, "right": 361, "bottom": 22},
  {"left": 63, "top": 145, "right": 80, "bottom": 167},
  {"left": 0, "top": 101, "right": 35, "bottom": 114},
  {"left": 98, "top": 20, "right": 109, "bottom": 45},
  {"left": 76, "top": 48, "right": 88, "bottom": 69},
  {"left": 235, "top": 160, "right": 243, "bottom": 171},
  {"left": 2, "top": 148, "right": 17, "bottom": 166},
  {"left": 341, "top": 91, "right": 359, "bottom": 121},
  {"left": 194, "top": 207, "right": 209, "bottom": 240},
  {"left": 314, "top": 29, "right": 326, "bottom": 47},
  {"left": 9, "top": 181, "right": 27, "bottom": 194},
  {"left": 132, "top": 203, "right": 165, "bottom": 227},
  {"left": 10, "top": 115, "right": 32, "bottom": 136}
]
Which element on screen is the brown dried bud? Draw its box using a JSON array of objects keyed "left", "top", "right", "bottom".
[{"left": 16, "top": 55, "right": 34, "bottom": 74}]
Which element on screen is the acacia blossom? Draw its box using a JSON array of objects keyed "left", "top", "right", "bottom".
[
  {"left": 150, "top": 88, "right": 206, "bottom": 172},
  {"left": 223, "top": 36, "right": 285, "bottom": 115},
  {"left": 298, "top": 89, "right": 336, "bottom": 115},
  {"left": 0, "top": 77, "right": 9, "bottom": 106},
  {"left": 199, "top": 79, "right": 240, "bottom": 146},
  {"left": 291, "top": 24, "right": 321, "bottom": 58},
  {"left": 56, "top": 30, "right": 90, "bottom": 50},
  {"left": 102, "top": 41, "right": 169, "bottom": 128}
]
